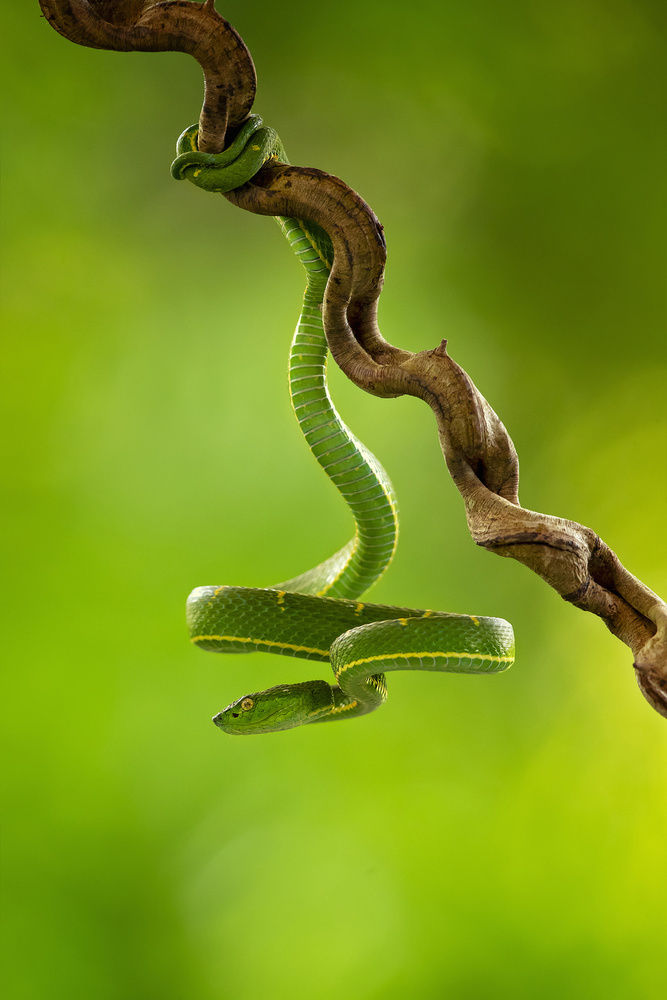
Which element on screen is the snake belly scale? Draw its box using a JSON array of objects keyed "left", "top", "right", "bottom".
[{"left": 175, "top": 118, "right": 515, "bottom": 735}]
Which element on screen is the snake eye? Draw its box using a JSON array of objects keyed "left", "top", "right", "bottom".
[{"left": 241, "top": 697, "right": 254, "bottom": 711}]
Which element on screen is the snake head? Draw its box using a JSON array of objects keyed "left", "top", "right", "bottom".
[{"left": 213, "top": 680, "right": 334, "bottom": 735}]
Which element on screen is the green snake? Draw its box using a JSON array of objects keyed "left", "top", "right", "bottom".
[{"left": 173, "top": 117, "right": 515, "bottom": 735}]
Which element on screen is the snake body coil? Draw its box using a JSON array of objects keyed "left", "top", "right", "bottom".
[{"left": 176, "top": 119, "right": 514, "bottom": 734}]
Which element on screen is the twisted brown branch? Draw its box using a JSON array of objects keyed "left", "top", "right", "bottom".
[
  {"left": 39, "top": 1, "right": 667, "bottom": 718},
  {"left": 225, "top": 165, "right": 667, "bottom": 718},
  {"left": 38, "top": 0, "right": 254, "bottom": 151}
]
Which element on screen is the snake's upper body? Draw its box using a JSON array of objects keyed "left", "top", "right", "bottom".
[
  {"left": 175, "top": 118, "right": 514, "bottom": 734},
  {"left": 188, "top": 585, "right": 514, "bottom": 734}
]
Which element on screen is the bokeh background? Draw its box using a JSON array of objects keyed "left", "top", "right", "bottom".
[{"left": 3, "top": 2, "right": 666, "bottom": 997}]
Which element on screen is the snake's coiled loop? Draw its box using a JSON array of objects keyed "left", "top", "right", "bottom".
[{"left": 171, "top": 114, "right": 287, "bottom": 192}]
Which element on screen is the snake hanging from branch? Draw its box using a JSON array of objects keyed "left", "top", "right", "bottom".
[
  {"left": 170, "top": 118, "right": 515, "bottom": 733},
  {"left": 39, "top": 1, "right": 667, "bottom": 727}
]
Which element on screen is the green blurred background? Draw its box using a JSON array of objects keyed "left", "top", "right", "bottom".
[{"left": 3, "top": 2, "right": 666, "bottom": 997}]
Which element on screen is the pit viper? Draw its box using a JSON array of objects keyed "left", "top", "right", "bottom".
[{"left": 173, "top": 116, "right": 514, "bottom": 734}]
